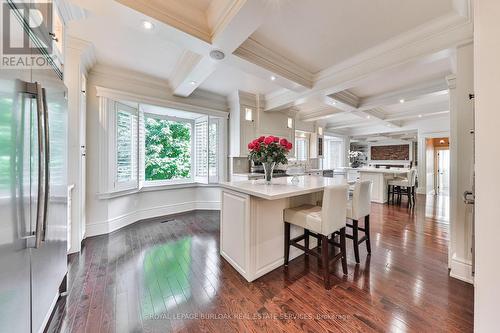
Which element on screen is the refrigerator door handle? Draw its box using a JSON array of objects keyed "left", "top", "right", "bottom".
[
  {"left": 34, "top": 82, "right": 45, "bottom": 249},
  {"left": 41, "top": 87, "right": 50, "bottom": 241}
]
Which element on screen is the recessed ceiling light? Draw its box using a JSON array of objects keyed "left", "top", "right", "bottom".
[
  {"left": 399, "top": 99, "right": 405, "bottom": 104},
  {"left": 270, "top": 75, "right": 276, "bottom": 81},
  {"left": 366, "top": 115, "right": 371, "bottom": 119},
  {"left": 142, "top": 20, "right": 154, "bottom": 30},
  {"left": 387, "top": 124, "right": 393, "bottom": 127},
  {"left": 190, "top": 81, "right": 197, "bottom": 85},
  {"left": 418, "top": 114, "right": 423, "bottom": 118},
  {"left": 440, "top": 139, "right": 445, "bottom": 144}
]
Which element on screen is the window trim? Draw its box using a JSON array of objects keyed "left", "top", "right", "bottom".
[
  {"left": 113, "top": 102, "right": 139, "bottom": 192},
  {"left": 97, "top": 88, "right": 228, "bottom": 197},
  {"left": 295, "top": 136, "right": 309, "bottom": 161}
]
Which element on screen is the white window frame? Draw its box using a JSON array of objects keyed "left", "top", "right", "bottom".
[
  {"left": 323, "top": 135, "right": 345, "bottom": 170},
  {"left": 96, "top": 87, "right": 228, "bottom": 196},
  {"left": 142, "top": 113, "right": 195, "bottom": 187},
  {"left": 295, "top": 136, "right": 309, "bottom": 161},
  {"left": 112, "top": 102, "right": 139, "bottom": 192}
]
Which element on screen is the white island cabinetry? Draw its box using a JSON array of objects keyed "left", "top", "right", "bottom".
[
  {"left": 352, "top": 168, "right": 409, "bottom": 203},
  {"left": 220, "top": 176, "right": 346, "bottom": 282}
]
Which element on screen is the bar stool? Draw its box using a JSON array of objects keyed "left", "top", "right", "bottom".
[
  {"left": 283, "top": 184, "right": 349, "bottom": 289},
  {"left": 346, "top": 180, "right": 372, "bottom": 263},
  {"left": 388, "top": 169, "right": 417, "bottom": 207}
]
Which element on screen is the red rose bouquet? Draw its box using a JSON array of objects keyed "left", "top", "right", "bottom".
[{"left": 248, "top": 136, "right": 293, "bottom": 183}]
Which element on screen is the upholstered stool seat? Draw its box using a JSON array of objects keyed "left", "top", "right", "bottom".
[
  {"left": 283, "top": 184, "right": 349, "bottom": 289},
  {"left": 346, "top": 180, "right": 373, "bottom": 263},
  {"left": 283, "top": 204, "right": 322, "bottom": 234}
]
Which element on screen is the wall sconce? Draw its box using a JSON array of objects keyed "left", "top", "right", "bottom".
[
  {"left": 245, "top": 108, "right": 253, "bottom": 121},
  {"left": 287, "top": 117, "right": 293, "bottom": 129},
  {"left": 318, "top": 127, "right": 323, "bottom": 135}
]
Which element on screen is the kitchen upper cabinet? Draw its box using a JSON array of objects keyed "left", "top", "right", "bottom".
[
  {"left": 310, "top": 132, "right": 324, "bottom": 159},
  {"left": 229, "top": 91, "right": 256, "bottom": 157},
  {"left": 229, "top": 91, "right": 295, "bottom": 158}
]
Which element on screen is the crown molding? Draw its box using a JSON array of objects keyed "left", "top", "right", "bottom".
[
  {"left": 234, "top": 37, "right": 314, "bottom": 89},
  {"left": 315, "top": 12, "right": 467, "bottom": 82},
  {"left": 91, "top": 63, "right": 171, "bottom": 92},
  {"left": 207, "top": 0, "right": 247, "bottom": 41},
  {"left": 55, "top": 0, "right": 88, "bottom": 24},
  {"left": 65, "top": 36, "right": 97, "bottom": 74},
  {"left": 358, "top": 78, "right": 449, "bottom": 111},
  {"left": 95, "top": 86, "right": 228, "bottom": 118},
  {"left": 90, "top": 64, "right": 228, "bottom": 112},
  {"left": 265, "top": 12, "right": 472, "bottom": 111},
  {"left": 328, "top": 90, "right": 360, "bottom": 109},
  {"left": 114, "top": 0, "right": 211, "bottom": 43}
]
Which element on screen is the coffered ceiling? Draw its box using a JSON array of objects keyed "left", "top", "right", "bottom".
[
  {"left": 64, "top": 0, "right": 472, "bottom": 136},
  {"left": 250, "top": 0, "right": 453, "bottom": 74}
]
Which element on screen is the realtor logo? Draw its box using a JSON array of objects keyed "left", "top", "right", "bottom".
[{"left": 2, "top": 1, "right": 55, "bottom": 68}]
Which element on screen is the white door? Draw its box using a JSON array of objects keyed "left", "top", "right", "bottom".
[{"left": 437, "top": 149, "right": 450, "bottom": 195}]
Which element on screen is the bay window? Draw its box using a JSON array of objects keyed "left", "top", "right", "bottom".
[
  {"left": 102, "top": 97, "right": 225, "bottom": 194},
  {"left": 144, "top": 114, "right": 193, "bottom": 183}
]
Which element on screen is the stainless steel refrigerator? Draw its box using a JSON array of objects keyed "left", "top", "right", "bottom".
[{"left": 0, "top": 2, "right": 68, "bottom": 332}]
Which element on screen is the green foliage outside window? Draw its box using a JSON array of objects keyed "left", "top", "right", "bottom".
[{"left": 144, "top": 116, "right": 192, "bottom": 181}]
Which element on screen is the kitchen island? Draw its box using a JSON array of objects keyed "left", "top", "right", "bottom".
[
  {"left": 340, "top": 167, "right": 410, "bottom": 203},
  {"left": 220, "top": 176, "right": 347, "bottom": 282}
]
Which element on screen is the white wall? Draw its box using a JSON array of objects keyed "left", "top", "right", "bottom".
[
  {"left": 85, "top": 64, "right": 226, "bottom": 237},
  {"left": 474, "top": 1, "right": 500, "bottom": 330}
]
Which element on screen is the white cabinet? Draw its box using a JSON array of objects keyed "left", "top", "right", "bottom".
[
  {"left": 229, "top": 90, "right": 294, "bottom": 158},
  {"left": 309, "top": 132, "right": 324, "bottom": 159},
  {"left": 229, "top": 92, "right": 256, "bottom": 157}
]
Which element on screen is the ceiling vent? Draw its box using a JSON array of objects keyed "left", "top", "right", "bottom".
[{"left": 209, "top": 49, "right": 225, "bottom": 60}]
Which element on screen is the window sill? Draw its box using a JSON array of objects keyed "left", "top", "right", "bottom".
[{"left": 97, "top": 182, "right": 221, "bottom": 199}]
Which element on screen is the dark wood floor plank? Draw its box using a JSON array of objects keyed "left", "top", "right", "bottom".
[{"left": 47, "top": 195, "right": 473, "bottom": 333}]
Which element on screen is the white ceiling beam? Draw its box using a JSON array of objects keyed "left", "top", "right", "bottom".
[
  {"left": 172, "top": 0, "right": 271, "bottom": 97},
  {"left": 353, "top": 78, "right": 449, "bottom": 111},
  {"left": 264, "top": 13, "right": 472, "bottom": 111},
  {"left": 321, "top": 95, "right": 400, "bottom": 129},
  {"left": 385, "top": 110, "right": 450, "bottom": 122},
  {"left": 300, "top": 107, "right": 345, "bottom": 122},
  {"left": 305, "top": 77, "right": 450, "bottom": 128},
  {"left": 233, "top": 37, "right": 314, "bottom": 90}
]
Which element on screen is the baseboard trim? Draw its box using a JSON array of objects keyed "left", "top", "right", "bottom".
[
  {"left": 449, "top": 255, "right": 474, "bottom": 284},
  {"left": 86, "top": 200, "right": 221, "bottom": 237}
]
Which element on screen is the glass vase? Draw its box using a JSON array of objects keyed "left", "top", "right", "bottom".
[{"left": 263, "top": 162, "right": 276, "bottom": 184}]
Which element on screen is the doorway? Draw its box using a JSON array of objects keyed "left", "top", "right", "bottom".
[
  {"left": 436, "top": 148, "right": 450, "bottom": 195},
  {"left": 432, "top": 138, "right": 450, "bottom": 196}
]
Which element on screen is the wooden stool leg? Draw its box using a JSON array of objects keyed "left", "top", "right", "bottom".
[
  {"left": 340, "top": 227, "right": 348, "bottom": 275},
  {"left": 353, "top": 219, "right": 360, "bottom": 264},
  {"left": 284, "top": 222, "right": 290, "bottom": 266},
  {"left": 365, "top": 215, "right": 371, "bottom": 254},
  {"left": 412, "top": 187, "right": 416, "bottom": 206},
  {"left": 304, "top": 229, "right": 309, "bottom": 255},
  {"left": 321, "top": 235, "right": 330, "bottom": 289},
  {"left": 387, "top": 185, "right": 391, "bottom": 204},
  {"left": 407, "top": 187, "right": 411, "bottom": 208}
]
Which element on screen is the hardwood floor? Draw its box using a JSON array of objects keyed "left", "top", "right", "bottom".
[{"left": 46, "top": 194, "right": 473, "bottom": 333}]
